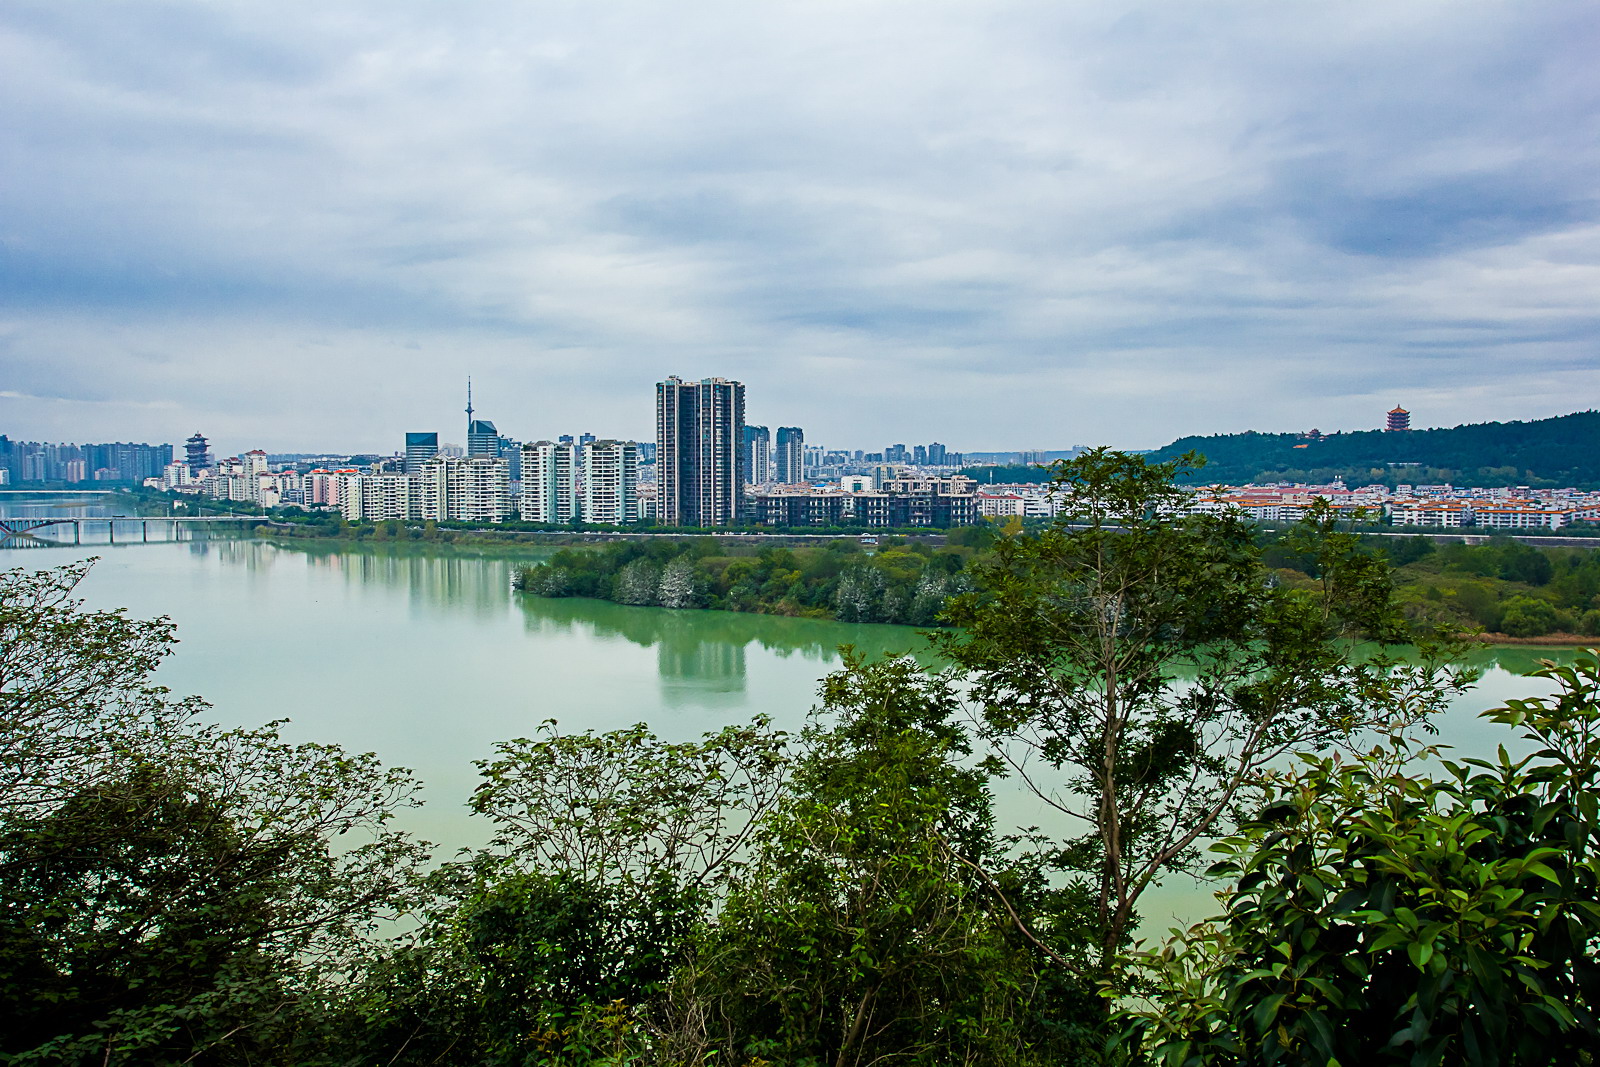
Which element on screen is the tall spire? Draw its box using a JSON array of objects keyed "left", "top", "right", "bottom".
[{"left": 466, "top": 376, "right": 474, "bottom": 431}]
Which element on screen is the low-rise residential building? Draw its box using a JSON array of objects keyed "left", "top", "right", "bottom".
[
  {"left": 978, "top": 493, "right": 1027, "bottom": 518},
  {"left": 750, "top": 474, "right": 980, "bottom": 528},
  {"left": 1389, "top": 502, "right": 1471, "bottom": 527},
  {"left": 1472, "top": 506, "right": 1575, "bottom": 530}
]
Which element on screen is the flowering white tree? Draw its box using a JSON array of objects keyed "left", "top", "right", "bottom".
[
  {"left": 657, "top": 555, "right": 700, "bottom": 609},
  {"left": 614, "top": 558, "right": 660, "bottom": 606}
]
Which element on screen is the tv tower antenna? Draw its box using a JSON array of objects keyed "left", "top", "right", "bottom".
[{"left": 466, "top": 376, "right": 474, "bottom": 426}]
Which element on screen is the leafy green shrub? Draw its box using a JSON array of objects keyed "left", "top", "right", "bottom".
[
  {"left": 1499, "top": 594, "right": 1563, "bottom": 637},
  {"left": 1120, "top": 653, "right": 1600, "bottom": 1065}
]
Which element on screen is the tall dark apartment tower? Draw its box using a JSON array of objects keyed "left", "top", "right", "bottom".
[
  {"left": 657, "top": 376, "right": 745, "bottom": 526},
  {"left": 743, "top": 425, "right": 771, "bottom": 485},
  {"left": 405, "top": 432, "right": 439, "bottom": 474},
  {"left": 775, "top": 426, "right": 804, "bottom": 484}
]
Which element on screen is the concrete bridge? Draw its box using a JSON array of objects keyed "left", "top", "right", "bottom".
[{"left": 0, "top": 515, "right": 258, "bottom": 545}]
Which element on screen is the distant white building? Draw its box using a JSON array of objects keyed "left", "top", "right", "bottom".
[
  {"left": 840, "top": 474, "right": 875, "bottom": 493},
  {"left": 1473, "top": 506, "right": 1573, "bottom": 530},
  {"left": 978, "top": 493, "right": 1027, "bottom": 518},
  {"left": 345, "top": 473, "right": 413, "bottom": 522},
  {"left": 1388, "top": 502, "right": 1470, "bottom": 528},
  {"left": 162, "top": 462, "right": 193, "bottom": 489}
]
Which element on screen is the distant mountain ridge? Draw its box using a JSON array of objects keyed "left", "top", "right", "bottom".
[{"left": 1145, "top": 410, "right": 1600, "bottom": 489}]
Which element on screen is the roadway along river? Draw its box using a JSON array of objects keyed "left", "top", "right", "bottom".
[{"left": 0, "top": 497, "right": 1583, "bottom": 928}]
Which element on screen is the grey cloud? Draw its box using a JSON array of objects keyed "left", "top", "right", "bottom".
[{"left": 0, "top": 1, "right": 1596, "bottom": 451}]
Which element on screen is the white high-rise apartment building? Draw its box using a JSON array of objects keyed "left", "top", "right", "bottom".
[
  {"left": 204, "top": 458, "right": 254, "bottom": 501},
  {"left": 581, "top": 440, "right": 640, "bottom": 525},
  {"left": 344, "top": 473, "right": 414, "bottom": 522},
  {"left": 335, "top": 471, "right": 368, "bottom": 521},
  {"left": 521, "top": 441, "right": 578, "bottom": 523},
  {"left": 416, "top": 456, "right": 509, "bottom": 524},
  {"left": 303, "top": 468, "right": 363, "bottom": 508}
]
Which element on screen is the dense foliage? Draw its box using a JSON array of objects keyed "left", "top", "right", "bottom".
[
  {"left": 1147, "top": 410, "right": 1600, "bottom": 488},
  {"left": 515, "top": 537, "right": 980, "bottom": 625},
  {"left": 0, "top": 561, "right": 428, "bottom": 1063},
  {"left": 1341, "top": 536, "right": 1600, "bottom": 638},
  {"left": 1122, "top": 654, "right": 1600, "bottom": 1065}
]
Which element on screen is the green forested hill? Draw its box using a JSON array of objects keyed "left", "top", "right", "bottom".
[{"left": 1146, "top": 410, "right": 1600, "bottom": 488}]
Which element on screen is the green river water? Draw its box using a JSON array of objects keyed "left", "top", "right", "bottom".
[{"left": 1, "top": 497, "right": 1586, "bottom": 930}]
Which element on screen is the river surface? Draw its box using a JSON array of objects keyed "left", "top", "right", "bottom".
[{"left": 1, "top": 494, "right": 1587, "bottom": 929}]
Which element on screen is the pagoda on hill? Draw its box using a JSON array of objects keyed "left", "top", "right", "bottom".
[{"left": 1386, "top": 405, "right": 1410, "bottom": 432}]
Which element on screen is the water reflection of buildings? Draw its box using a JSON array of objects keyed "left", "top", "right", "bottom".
[
  {"left": 514, "top": 594, "right": 932, "bottom": 708},
  {"left": 516, "top": 597, "right": 747, "bottom": 704},
  {"left": 189, "top": 541, "right": 516, "bottom": 620},
  {"left": 298, "top": 546, "right": 512, "bottom": 620},
  {"left": 655, "top": 615, "right": 747, "bottom": 706}
]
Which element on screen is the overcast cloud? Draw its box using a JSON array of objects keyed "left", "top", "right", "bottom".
[{"left": 1, "top": 1, "right": 1596, "bottom": 454}]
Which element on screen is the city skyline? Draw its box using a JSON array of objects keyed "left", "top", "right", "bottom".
[
  {"left": 5, "top": 394, "right": 1589, "bottom": 480},
  {"left": 2, "top": 4, "right": 1595, "bottom": 453}
]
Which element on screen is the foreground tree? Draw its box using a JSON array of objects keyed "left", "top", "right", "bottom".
[
  {"left": 347, "top": 718, "right": 790, "bottom": 1065},
  {"left": 1122, "top": 653, "right": 1600, "bottom": 1065},
  {"left": 0, "top": 559, "right": 194, "bottom": 808},
  {"left": 683, "top": 653, "right": 1083, "bottom": 1067},
  {"left": 0, "top": 561, "right": 428, "bottom": 1063},
  {"left": 934, "top": 449, "right": 1471, "bottom": 973}
]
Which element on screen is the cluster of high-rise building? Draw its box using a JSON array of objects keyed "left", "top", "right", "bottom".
[
  {"left": 7, "top": 374, "right": 985, "bottom": 529},
  {"left": 660, "top": 376, "right": 987, "bottom": 528},
  {"left": 0, "top": 437, "right": 172, "bottom": 486}
]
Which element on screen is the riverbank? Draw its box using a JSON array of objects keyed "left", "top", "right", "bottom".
[{"left": 1462, "top": 632, "right": 1600, "bottom": 647}]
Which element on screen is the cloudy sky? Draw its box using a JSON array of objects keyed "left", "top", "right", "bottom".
[{"left": 2, "top": 1, "right": 1596, "bottom": 455}]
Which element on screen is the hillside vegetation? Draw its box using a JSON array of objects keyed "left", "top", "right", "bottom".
[
  {"left": 1371, "top": 536, "right": 1600, "bottom": 639},
  {"left": 1146, "top": 409, "right": 1600, "bottom": 488}
]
